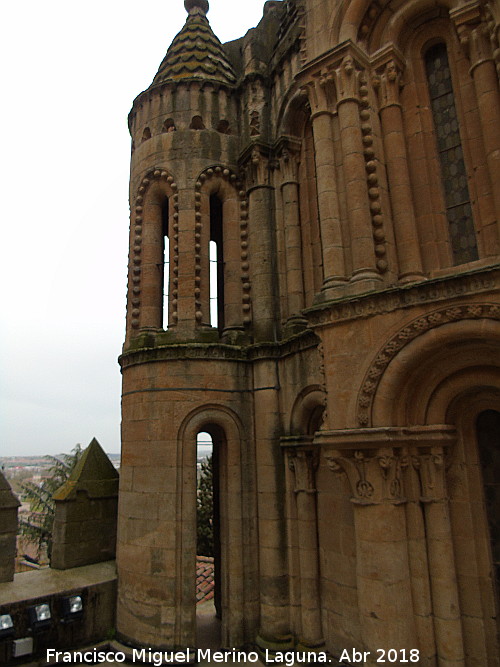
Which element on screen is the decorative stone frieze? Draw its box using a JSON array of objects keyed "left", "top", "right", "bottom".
[{"left": 305, "top": 266, "right": 500, "bottom": 328}]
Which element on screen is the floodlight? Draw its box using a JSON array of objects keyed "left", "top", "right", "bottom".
[
  {"left": 61, "top": 595, "right": 83, "bottom": 622},
  {"left": 0, "top": 614, "right": 14, "bottom": 638},
  {"left": 28, "top": 603, "right": 52, "bottom": 630}
]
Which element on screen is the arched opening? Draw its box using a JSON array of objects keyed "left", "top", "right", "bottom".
[
  {"left": 196, "top": 429, "right": 221, "bottom": 648},
  {"left": 424, "top": 43, "right": 478, "bottom": 265},
  {"left": 476, "top": 410, "right": 500, "bottom": 604},
  {"left": 190, "top": 115, "right": 205, "bottom": 130},
  {"left": 162, "top": 198, "right": 170, "bottom": 329},
  {"left": 210, "top": 195, "right": 224, "bottom": 331}
]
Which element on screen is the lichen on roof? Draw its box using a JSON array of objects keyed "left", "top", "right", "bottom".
[{"left": 152, "top": 1, "right": 236, "bottom": 87}]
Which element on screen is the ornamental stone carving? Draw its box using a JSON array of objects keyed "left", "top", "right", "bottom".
[
  {"left": 334, "top": 55, "right": 362, "bottom": 105},
  {"left": 288, "top": 449, "right": 319, "bottom": 493},
  {"left": 357, "top": 303, "right": 500, "bottom": 426},
  {"left": 412, "top": 447, "right": 447, "bottom": 503},
  {"left": 324, "top": 447, "right": 406, "bottom": 505}
]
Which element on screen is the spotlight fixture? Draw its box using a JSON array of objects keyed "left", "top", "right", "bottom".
[
  {"left": 28, "top": 603, "right": 52, "bottom": 630},
  {"left": 0, "top": 614, "right": 14, "bottom": 638},
  {"left": 61, "top": 595, "right": 83, "bottom": 622}
]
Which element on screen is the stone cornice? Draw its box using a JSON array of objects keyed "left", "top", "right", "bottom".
[
  {"left": 305, "top": 264, "right": 500, "bottom": 329},
  {"left": 119, "top": 329, "right": 320, "bottom": 370},
  {"left": 315, "top": 425, "right": 457, "bottom": 450}
]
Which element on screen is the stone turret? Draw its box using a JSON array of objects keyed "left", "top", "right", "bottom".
[{"left": 125, "top": 0, "right": 245, "bottom": 342}]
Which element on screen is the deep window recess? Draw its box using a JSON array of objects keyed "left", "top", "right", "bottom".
[
  {"left": 476, "top": 410, "right": 500, "bottom": 601},
  {"left": 162, "top": 198, "right": 170, "bottom": 329},
  {"left": 425, "top": 43, "right": 478, "bottom": 265},
  {"left": 210, "top": 195, "right": 224, "bottom": 331}
]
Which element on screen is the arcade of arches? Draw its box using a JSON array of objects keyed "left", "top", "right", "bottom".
[{"left": 117, "top": 0, "right": 500, "bottom": 664}]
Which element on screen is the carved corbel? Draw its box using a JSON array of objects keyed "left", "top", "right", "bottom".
[
  {"left": 411, "top": 446, "right": 447, "bottom": 503},
  {"left": 288, "top": 449, "right": 319, "bottom": 494},
  {"left": 324, "top": 447, "right": 406, "bottom": 505}
]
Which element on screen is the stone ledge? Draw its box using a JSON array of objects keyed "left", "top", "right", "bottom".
[{"left": 0, "top": 560, "right": 116, "bottom": 605}]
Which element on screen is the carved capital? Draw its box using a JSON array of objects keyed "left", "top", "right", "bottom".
[
  {"left": 411, "top": 446, "right": 447, "bottom": 503},
  {"left": 452, "top": 4, "right": 494, "bottom": 68},
  {"left": 288, "top": 449, "right": 319, "bottom": 494},
  {"left": 325, "top": 447, "right": 406, "bottom": 505},
  {"left": 334, "top": 55, "right": 363, "bottom": 105},
  {"left": 275, "top": 136, "right": 302, "bottom": 183},
  {"left": 301, "top": 75, "right": 334, "bottom": 117},
  {"left": 375, "top": 59, "right": 403, "bottom": 108},
  {"left": 239, "top": 143, "right": 271, "bottom": 188}
]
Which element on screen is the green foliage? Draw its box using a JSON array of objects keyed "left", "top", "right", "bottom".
[
  {"left": 196, "top": 455, "right": 213, "bottom": 557},
  {"left": 18, "top": 444, "right": 83, "bottom": 558}
]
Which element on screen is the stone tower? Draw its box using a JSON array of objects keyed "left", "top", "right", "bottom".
[{"left": 118, "top": 0, "right": 500, "bottom": 663}]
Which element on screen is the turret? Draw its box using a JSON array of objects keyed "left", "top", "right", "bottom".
[{"left": 125, "top": 0, "right": 251, "bottom": 345}]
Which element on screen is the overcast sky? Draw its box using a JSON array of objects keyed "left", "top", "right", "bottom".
[{"left": 0, "top": 0, "right": 268, "bottom": 456}]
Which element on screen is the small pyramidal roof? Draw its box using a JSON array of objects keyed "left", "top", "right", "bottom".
[
  {"left": 152, "top": 0, "right": 236, "bottom": 87},
  {"left": 53, "top": 438, "right": 118, "bottom": 501}
]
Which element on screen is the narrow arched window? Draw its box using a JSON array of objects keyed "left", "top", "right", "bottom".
[
  {"left": 162, "top": 198, "right": 170, "bottom": 329},
  {"left": 425, "top": 43, "right": 478, "bottom": 265},
  {"left": 210, "top": 195, "right": 224, "bottom": 330}
]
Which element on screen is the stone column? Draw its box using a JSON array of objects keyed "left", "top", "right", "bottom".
[
  {"left": 375, "top": 59, "right": 424, "bottom": 282},
  {"left": 243, "top": 145, "right": 278, "bottom": 341},
  {"left": 277, "top": 140, "right": 307, "bottom": 331},
  {"left": 0, "top": 471, "right": 20, "bottom": 583},
  {"left": 325, "top": 446, "right": 417, "bottom": 665},
  {"left": 413, "top": 447, "right": 465, "bottom": 667},
  {"left": 454, "top": 9, "right": 500, "bottom": 228},
  {"left": 305, "top": 82, "right": 347, "bottom": 296},
  {"left": 334, "top": 56, "right": 381, "bottom": 286},
  {"left": 288, "top": 449, "right": 324, "bottom": 648},
  {"left": 253, "top": 360, "right": 293, "bottom": 652},
  {"left": 404, "top": 453, "right": 437, "bottom": 667}
]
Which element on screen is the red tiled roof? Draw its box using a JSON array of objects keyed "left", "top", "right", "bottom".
[{"left": 196, "top": 555, "right": 214, "bottom": 603}]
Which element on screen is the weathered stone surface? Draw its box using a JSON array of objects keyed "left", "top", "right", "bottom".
[
  {"left": 51, "top": 439, "right": 119, "bottom": 570},
  {"left": 0, "top": 471, "right": 20, "bottom": 583},
  {"left": 117, "top": 0, "right": 500, "bottom": 662}
]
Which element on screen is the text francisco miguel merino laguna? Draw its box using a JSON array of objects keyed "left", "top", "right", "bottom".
[{"left": 46, "top": 648, "right": 332, "bottom": 665}]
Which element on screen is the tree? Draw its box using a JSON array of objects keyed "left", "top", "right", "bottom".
[
  {"left": 18, "top": 444, "right": 83, "bottom": 559},
  {"left": 196, "top": 455, "right": 213, "bottom": 557}
]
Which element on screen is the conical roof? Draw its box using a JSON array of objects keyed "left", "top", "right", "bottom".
[{"left": 152, "top": 0, "right": 236, "bottom": 87}]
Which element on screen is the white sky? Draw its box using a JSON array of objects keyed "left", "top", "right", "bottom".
[{"left": 0, "top": 0, "right": 268, "bottom": 456}]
